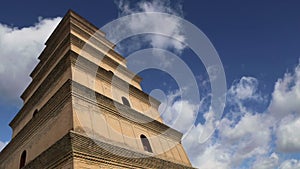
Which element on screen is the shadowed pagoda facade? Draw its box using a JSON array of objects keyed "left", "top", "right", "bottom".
[{"left": 0, "top": 10, "right": 194, "bottom": 169}]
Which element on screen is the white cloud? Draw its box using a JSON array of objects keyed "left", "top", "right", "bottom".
[
  {"left": 0, "top": 141, "right": 8, "bottom": 152},
  {"left": 183, "top": 123, "right": 231, "bottom": 169},
  {"left": 227, "top": 76, "right": 266, "bottom": 116},
  {"left": 212, "top": 114, "right": 271, "bottom": 168},
  {"left": 113, "top": 0, "right": 186, "bottom": 55},
  {"left": 0, "top": 17, "right": 61, "bottom": 104},
  {"left": 220, "top": 113, "right": 271, "bottom": 160},
  {"left": 251, "top": 153, "right": 279, "bottom": 169},
  {"left": 268, "top": 63, "right": 300, "bottom": 119},
  {"left": 161, "top": 99, "right": 198, "bottom": 133},
  {"left": 228, "top": 76, "right": 262, "bottom": 101},
  {"left": 108, "top": 1, "right": 194, "bottom": 119},
  {"left": 0, "top": 6, "right": 299, "bottom": 169},
  {"left": 279, "top": 159, "right": 300, "bottom": 169},
  {"left": 222, "top": 78, "right": 272, "bottom": 165},
  {"left": 160, "top": 90, "right": 199, "bottom": 134},
  {"left": 191, "top": 143, "right": 231, "bottom": 169},
  {"left": 181, "top": 62, "right": 300, "bottom": 168},
  {"left": 179, "top": 76, "right": 274, "bottom": 169},
  {"left": 276, "top": 116, "right": 300, "bottom": 152},
  {"left": 266, "top": 62, "right": 300, "bottom": 153}
]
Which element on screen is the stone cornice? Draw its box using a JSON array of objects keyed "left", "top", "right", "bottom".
[
  {"left": 30, "top": 13, "right": 71, "bottom": 79},
  {"left": 71, "top": 80, "right": 182, "bottom": 142},
  {"left": 70, "top": 33, "right": 142, "bottom": 84},
  {"left": 23, "top": 131, "right": 194, "bottom": 169},
  {"left": 71, "top": 131, "right": 194, "bottom": 168},
  {"left": 66, "top": 10, "right": 125, "bottom": 64},
  {"left": 22, "top": 33, "right": 71, "bottom": 102},
  {"left": 13, "top": 46, "right": 156, "bottom": 135},
  {"left": 69, "top": 13, "right": 114, "bottom": 50},
  {"left": 71, "top": 52, "right": 160, "bottom": 109},
  {"left": 32, "top": 9, "right": 122, "bottom": 79},
  {"left": 10, "top": 51, "right": 73, "bottom": 130},
  {"left": 26, "top": 17, "right": 141, "bottom": 103}
]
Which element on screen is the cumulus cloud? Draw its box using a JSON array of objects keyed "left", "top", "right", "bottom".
[
  {"left": 279, "top": 159, "right": 300, "bottom": 169},
  {"left": 159, "top": 90, "right": 199, "bottom": 134},
  {"left": 183, "top": 122, "right": 231, "bottom": 169},
  {"left": 1, "top": 2, "right": 299, "bottom": 168},
  {"left": 179, "top": 61, "right": 300, "bottom": 168},
  {"left": 251, "top": 153, "right": 279, "bottom": 169},
  {"left": 276, "top": 116, "right": 300, "bottom": 152},
  {"left": 266, "top": 62, "right": 300, "bottom": 153},
  {"left": 0, "top": 17, "right": 61, "bottom": 104},
  {"left": 112, "top": 0, "right": 186, "bottom": 55},
  {"left": 191, "top": 142, "right": 231, "bottom": 169},
  {"left": 161, "top": 99, "right": 198, "bottom": 133},
  {"left": 159, "top": 76, "right": 265, "bottom": 168},
  {"left": 219, "top": 113, "right": 271, "bottom": 161},
  {"left": 215, "top": 98, "right": 270, "bottom": 167},
  {"left": 268, "top": 62, "right": 300, "bottom": 119},
  {"left": 180, "top": 76, "right": 272, "bottom": 169}
]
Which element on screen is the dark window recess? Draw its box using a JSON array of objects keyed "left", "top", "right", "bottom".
[
  {"left": 122, "top": 97, "right": 131, "bottom": 107},
  {"left": 19, "top": 150, "right": 26, "bottom": 169},
  {"left": 140, "top": 134, "right": 153, "bottom": 153},
  {"left": 33, "top": 109, "right": 38, "bottom": 117}
]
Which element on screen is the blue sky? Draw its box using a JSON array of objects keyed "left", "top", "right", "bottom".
[{"left": 1, "top": 0, "right": 300, "bottom": 168}]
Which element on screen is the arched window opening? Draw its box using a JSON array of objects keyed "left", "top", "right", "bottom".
[
  {"left": 122, "top": 97, "right": 131, "bottom": 107},
  {"left": 140, "top": 134, "right": 153, "bottom": 153},
  {"left": 19, "top": 150, "right": 27, "bottom": 169},
  {"left": 33, "top": 109, "right": 38, "bottom": 117}
]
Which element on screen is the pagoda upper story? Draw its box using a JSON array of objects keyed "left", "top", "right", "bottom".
[{"left": 10, "top": 10, "right": 163, "bottom": 138}]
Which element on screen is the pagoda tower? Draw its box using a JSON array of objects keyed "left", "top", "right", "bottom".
[{"left": 0, "top": 10, "right": 194, "bottom": 169}]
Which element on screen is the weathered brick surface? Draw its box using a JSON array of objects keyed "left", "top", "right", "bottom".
[
  {"left": 24, "top": 133, "right": 73, "bottom": 169},
  {"left": 71, "top": 131, "right": 194, "bottom": 169},
  {"left": 24, "top": 132, "right": 194, "bottom": 169}
]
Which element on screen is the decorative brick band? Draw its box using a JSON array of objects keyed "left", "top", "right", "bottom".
[{"left": 24, "top": 131, "right": 195, "bottom": 169}]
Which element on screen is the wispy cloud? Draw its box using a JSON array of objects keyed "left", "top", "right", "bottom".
[
  {"left": 113, "top": 0, "right": 186, "bottom": 56},
  {"left": 0, "top": 17, "right": 61, "bottom": 104}
]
